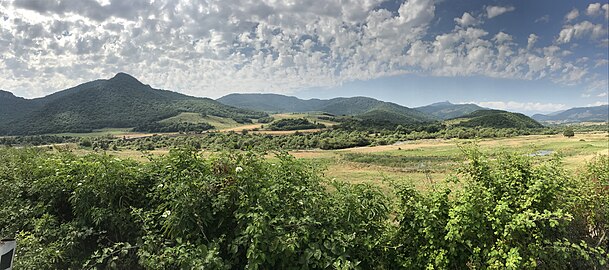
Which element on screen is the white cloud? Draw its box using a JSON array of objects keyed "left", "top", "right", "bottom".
[
  {"left": 586, "top": 3, "right": 609, "bottom": 19},
  {"left": 454, "top": 12, "right": 478, "bottom": 27},
  {"left": 534, "top": 15, "right": 549, "bottom": 23},
  {"left": 595, "top": 59, "right": 609, "bottom": 67},
  {"left": 556, "top": 21, "right": 607, "bottom": 44},
  {"left": 0, "top": 0, "right": 605, "bottom": 101},
  {"left": 598, "top": 92, "right": 608, "bottom": 97},
  {"left": 565, "top": 8, "right": 579, "bottom": 22},
  {"left": 587, "top": 101, "right": 609, "bottom": 106},
  {"left": 486, "top": 6, "right": 515, "bottom": 19},
  {"left": 587, "top": 3, "right": 602, "bottom": 16},
  {"left": 472, "top": 101, "right": 567, "bottom": 112},
  {"left": 527, "top": 34, "right": 538, "bottom": 50}
]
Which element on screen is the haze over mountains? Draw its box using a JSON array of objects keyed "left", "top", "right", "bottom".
[{"left": 0, "top": 73, "right": 605, "bottom": 136}]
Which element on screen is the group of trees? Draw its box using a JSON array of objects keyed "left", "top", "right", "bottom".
[
  {"left": 0, "top": 147, "right": 606, "bottom": 269},
  {"left": 133, "top": 122, "right": 214, "bottom": 133},
  {"left": 267, "top": 118, "right": 326, "bottom": 131}
]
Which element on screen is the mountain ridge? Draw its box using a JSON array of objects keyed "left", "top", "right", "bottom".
[
  {"left": 532, "top": 105, "right": 609, "bottom": 123},
  {"left": 217, "top": 93, "right": 435, "bottom": 124},
  {"left": 0, "top": 73, "right": 266, "bottom": 135}
]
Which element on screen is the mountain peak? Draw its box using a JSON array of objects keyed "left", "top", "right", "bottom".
[
  {"left": 108, "top": 72, "right": 143, "bottom": 86},
  {"left": 0, "top": 90, "right": 16, "bottom": 98},
  {"left": 429, "top": 101, "right": 453, "bottom": 106}
]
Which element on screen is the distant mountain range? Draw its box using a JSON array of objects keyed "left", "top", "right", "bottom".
[
  {"left": 414, "top": 101, "right": 485, "bottom": 120},
  {"left": 4, "top": 75, "right": 602, "bottom": 135},
  {"left": 217, "top": 94, "right": 487, "bottom": 120},
  {"left": 0, "top": 73, "right": 265, "bottom": 135},
  {"left": 218, "top": 93, "right": 435, "bottom": 124},
  {"left": 532, "top": 105, "right": 609, "bottom": 123}
]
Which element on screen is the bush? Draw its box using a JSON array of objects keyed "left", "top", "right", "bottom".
[
  {"left": 1, "top": 148, "right": 606, "bottom": 269},
  {"left": 563, "top": 128, "right": 575, "bottom": 137}
]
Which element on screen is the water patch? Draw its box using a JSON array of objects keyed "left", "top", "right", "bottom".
[{"left": 528, "top": 150, "right": 554, "bottom": 157}]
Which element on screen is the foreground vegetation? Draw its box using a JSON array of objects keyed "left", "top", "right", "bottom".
[{"left": 1, "top": 146, "right": 607, "bottom": 269}]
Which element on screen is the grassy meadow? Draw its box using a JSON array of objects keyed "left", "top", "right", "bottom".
[{"left": 51, "top": 131, "right": 608, "bottom": 193}]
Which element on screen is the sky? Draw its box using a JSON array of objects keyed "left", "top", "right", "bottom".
[{"left": 0, "top": 0, "right": 608, "bottom": 114}]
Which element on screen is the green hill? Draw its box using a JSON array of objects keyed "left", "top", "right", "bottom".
[
  {"left": 217, "top": 93, "right": 326, "bottom": 113},
  {"left": 452, "top": 110, "right": 544, "bottom": 129},
  {"left": 218, "top": 94, "right": 435, "bottom": 125},
  {"left": 0, "top": 90, "right": 41, "bottom": 126},
  {"left": 0, "top": 73, "right": 266, "bottom": 135},
  {"left": 415, "top": 101, "right": 485, "bottom": 120}
]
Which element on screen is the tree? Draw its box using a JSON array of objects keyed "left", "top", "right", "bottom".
[{"left": 563, "top": 127, "right": 575, "bottom": 137}]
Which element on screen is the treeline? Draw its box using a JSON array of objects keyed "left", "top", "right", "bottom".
[
  {"left": 2, "top": 124, "right": 606, "bottom": 151},
  {"left": 0, "top": 148, "right": 606, "bottom": 269},
  {"left": 133, "top": 122, "right": 214, "bottom": 133},
  {"left": 94, "top": 127, "right": 560, "bottom": 152},
  {"left": 0, "top": 135, "right": 79, "bottom": 146},
  {"left": 267, "top": 118, "right": 326, "bottom": 131}
]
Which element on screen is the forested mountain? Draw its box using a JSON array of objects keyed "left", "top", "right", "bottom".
[
  {"left": 532, "top": 105, "right": 609, "bottom": 123},
  {"left": 414, "top": 101, "right": 485, "bottom": 120},
  {"left": 217, "top": 93, "right": 326, "bottom": 112},
  {"left": 0, "top": 73, "right": 266, "bottom": 135},
  {"left": 452, "top": 110, "right": 544, "bottom": 129},
  {"left": 0, "top": 90, "right": 40, "bottom": 126},
  {"left": 218, "top": 93, "right": 435, "bottom": 124}
]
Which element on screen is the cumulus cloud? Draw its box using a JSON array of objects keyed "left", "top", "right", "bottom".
[
  {"left": 454, "top": 12, "right": 478, "bottom": 27},
  {"left": 564, "top": 8, "right": 579, "bottom": 22},
  {"left": 556, "top": 21, "right": 607, "bottom": 44},
  {"left": 0, "top": 0, "right": 605, "bottom": 101},
  {"left": 473, "top": 101, "right": 567, "bottom": 112},
  {"left": 486, "top": 6, "right": 515, "bottom": 19},
  {"left": 586, "top": 3, "right": 609, "bottom": 19},
  {"left": 527, "top": 34, "right": 538, "bottom": 50}
]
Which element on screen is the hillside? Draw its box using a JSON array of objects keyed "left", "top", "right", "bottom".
[
  {"left": 0, "top": 73, "right": 266, "bottom": 135},
  {"left": 217, "top": 93, "right": 326, "bottom": 112},
  {"left": 452, "top": 110, "right": 544, "bottom": 129},
  {"left": 532, "top": 105, "right": 609, "bottom": 123},
  {"left": 415, "top": 101, "right": 484, "bottom": 120},
  {"left": 0, "top": 90, "right": 41, "bottom": 126},
  {"left": 218, "top": 94, "right": 434, "bottom": 125}
]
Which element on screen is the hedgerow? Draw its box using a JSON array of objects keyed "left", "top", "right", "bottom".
[{"left": 0, "top": 147, "right": 606, "bottom": 269}]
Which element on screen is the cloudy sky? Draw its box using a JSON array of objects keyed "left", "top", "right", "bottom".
[{"left": 1, "top": 0, "right": 608, "bottom": 114}]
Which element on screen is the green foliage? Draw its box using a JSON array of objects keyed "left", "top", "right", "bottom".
[
  {"left": 386, "top": 149, "right": 608, "bottom": 269},
  {"left": 133, "top": 121, "right": 214, "bottom": 133},
  {"left": 1, "top": 147, "right": 606, "bottom": 269},
  {"left": 563, "top": 128, "right": 575, "bottom": 137},
  {"left": 267, "top": 118, "right": 326, "bottom": 131}
]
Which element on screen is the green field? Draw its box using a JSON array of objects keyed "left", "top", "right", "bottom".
[{"left": 285, "top": 132, "right": 608, "bottom": 191}]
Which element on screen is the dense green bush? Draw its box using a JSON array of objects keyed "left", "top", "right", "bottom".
[{"left": 0, "top": 148, "right": 606, "bottom": 269}]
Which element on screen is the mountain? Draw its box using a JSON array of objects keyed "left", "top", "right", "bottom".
[
  {"left": 217, "top": 93, "right": 326, "bottom": 113},
  {"left": 452, "top": 110, "right": 544, "bottom": 129},
  {"left": 0, "top": 73, "right": 266, "bottom": 135},
  {"left": 414, "top": 101, "right": 485, "bottom": 120},
  {"left": 218, "top": 94, "right": 435, "bottom": 124},
  {"left": 0, "top": 90, "right": 41, "bottom": 126},
  {"left": 532, "top": 105, "right": 609, "bottom": 123}
]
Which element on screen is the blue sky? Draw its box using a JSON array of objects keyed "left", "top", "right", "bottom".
[{"left": 0, "top": 0, "right": 607, "bottom": 114}]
